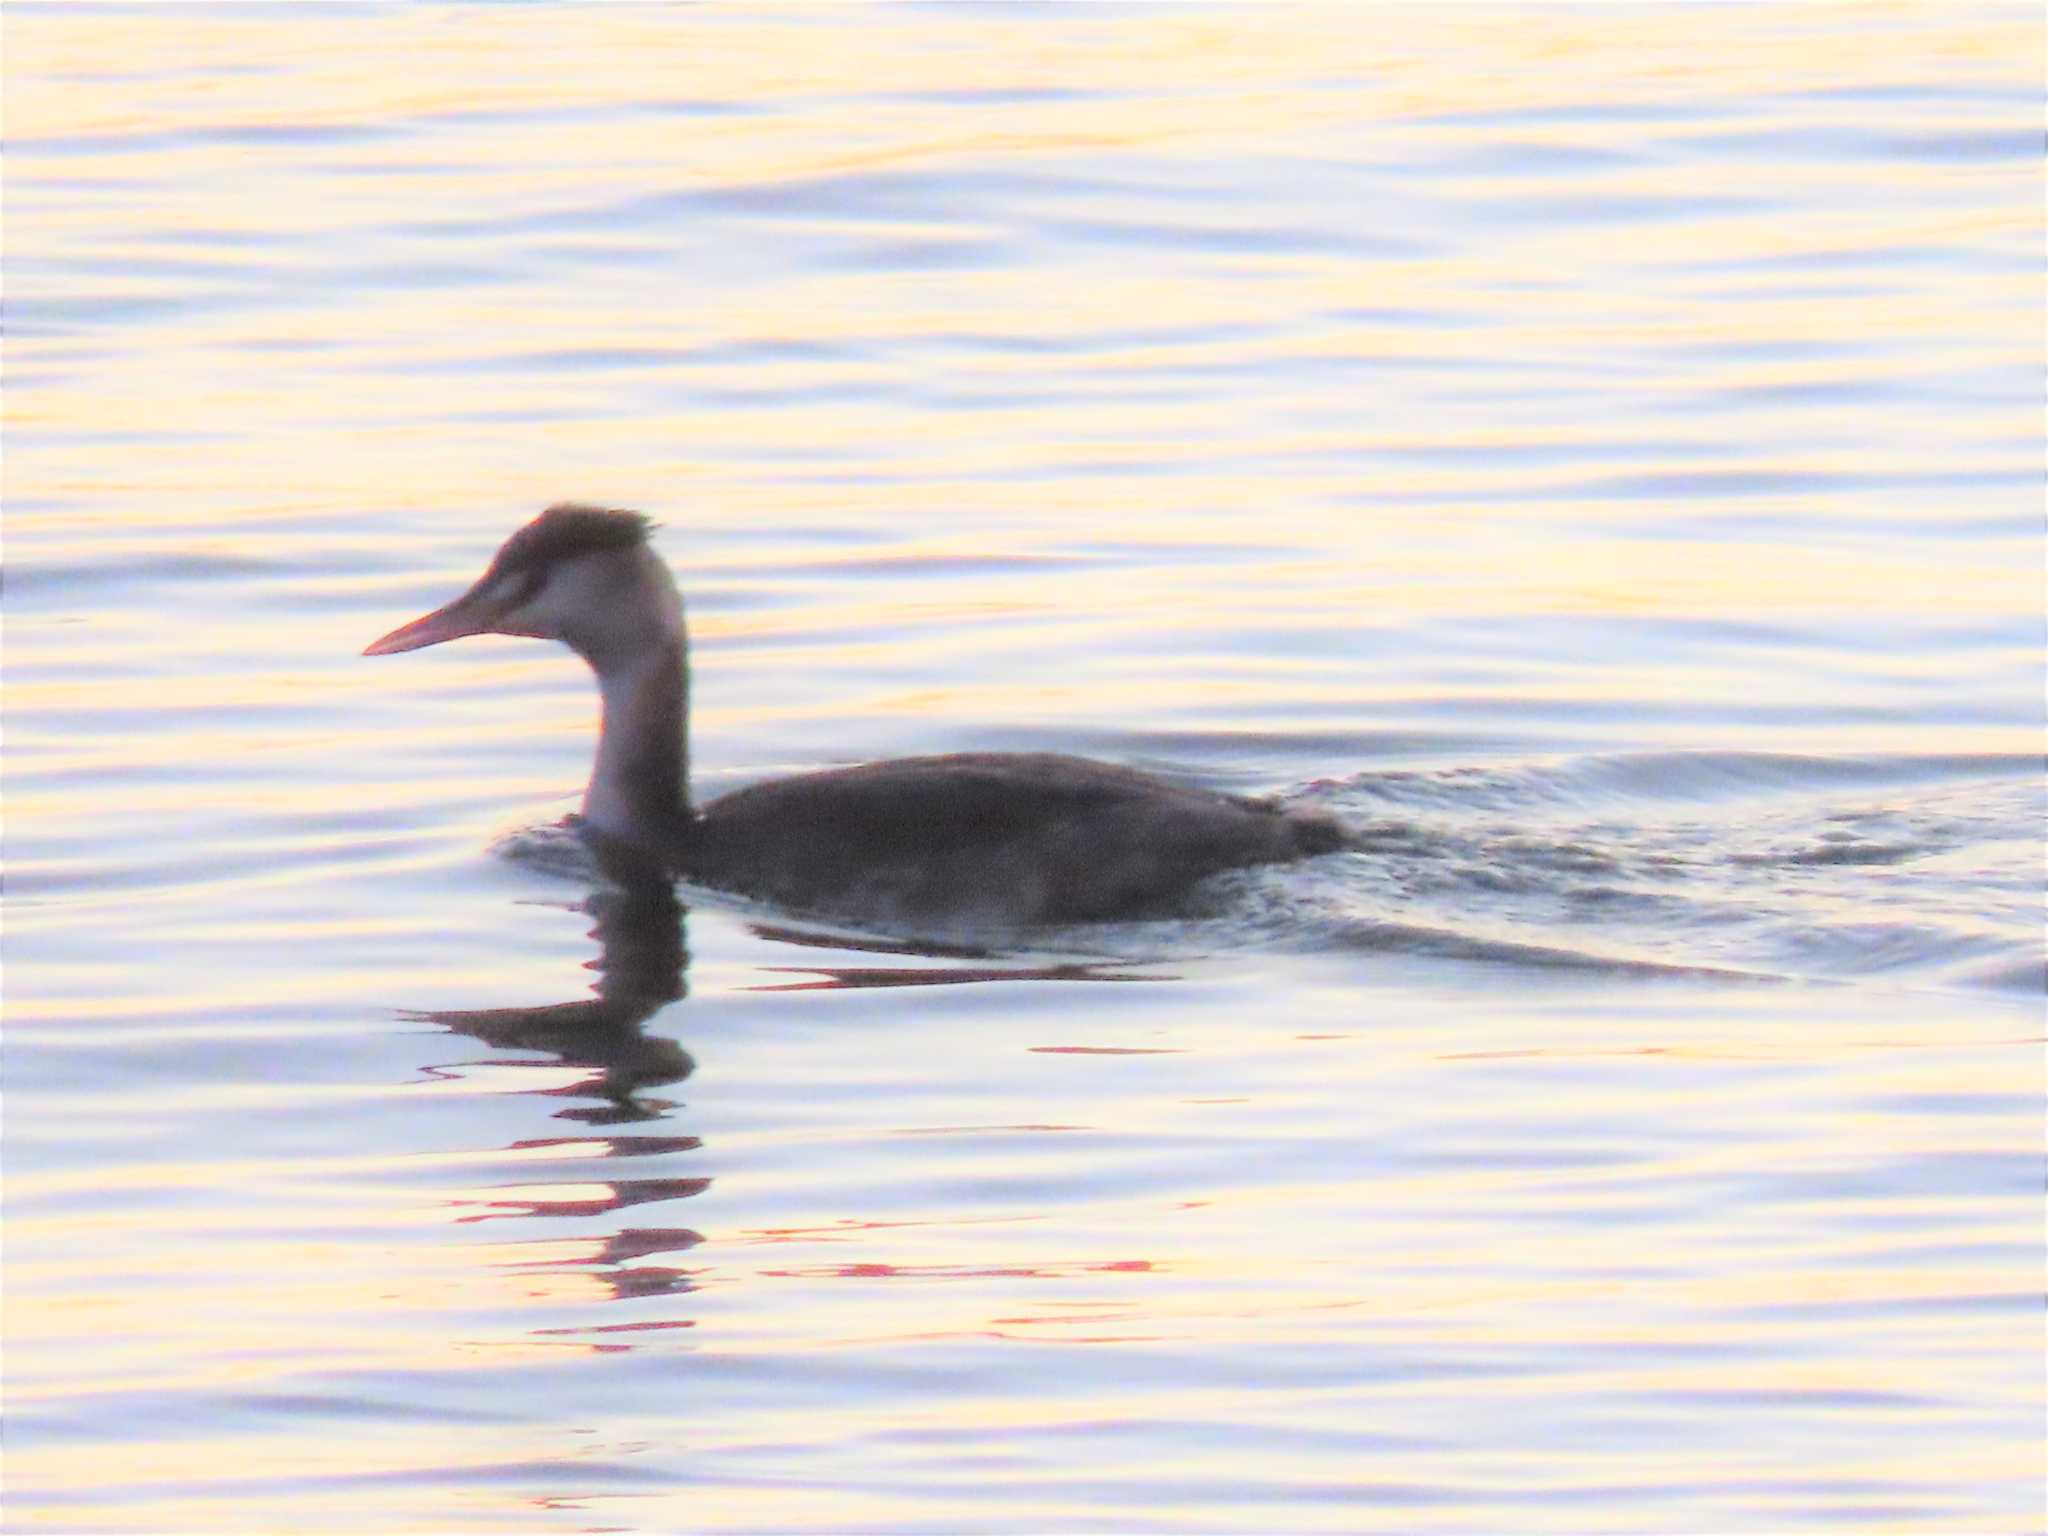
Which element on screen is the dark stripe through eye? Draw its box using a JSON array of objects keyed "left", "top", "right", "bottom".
[{"left": 483, "top": 560, "right": 545, "bottom": 607}]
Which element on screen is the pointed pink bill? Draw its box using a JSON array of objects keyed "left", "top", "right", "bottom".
[{"left": 362, "top": 587, "right": 494, "bottom": 656}]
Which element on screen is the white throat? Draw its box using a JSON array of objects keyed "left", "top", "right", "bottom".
[
  {"left": 530, "top": 546, "right": 690, "bottom": 855},
  {"left": 583, "top": 636, "right": 689, "bottom": 849}
]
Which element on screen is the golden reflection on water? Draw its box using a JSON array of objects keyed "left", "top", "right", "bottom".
[
  {"left": 7, "top": 5, "right": 2042, "bottom": 1533},
  {"left": 13, "top": 7, "right": 2036, "bottom": 556}
]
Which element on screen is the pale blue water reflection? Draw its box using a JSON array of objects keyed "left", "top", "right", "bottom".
[{"left": 5, "top": 6, "right": 2042, "bottom": 1533}]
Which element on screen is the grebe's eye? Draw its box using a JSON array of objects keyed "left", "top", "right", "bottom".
[{"left": 486, "top": 565, "right": 544, "bottom": 608}]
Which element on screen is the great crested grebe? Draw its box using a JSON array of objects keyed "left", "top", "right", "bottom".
[{"left": 365, "top": 504, "right": 1348, "bottom": 925}]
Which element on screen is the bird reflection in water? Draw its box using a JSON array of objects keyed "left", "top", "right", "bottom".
[
  {"left": 410, "top": 864, "right": 712, "bottom": 1320},
  {"left": 742, "top": 921, "right": 1168, "bottom": 992},
  {"left": 406, "top": 857, "right": 1175, "bottom": 1339},
  {"left": 412, "top": 852, "right": 1170, "bottom": 1120},
  {"left": 411, "top": 865, "right": 693, "bottom": 1124}
]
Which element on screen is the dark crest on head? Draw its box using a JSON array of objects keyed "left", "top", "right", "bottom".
[{"left": 489, "top": 503, "right": 654, "bottom": 582}]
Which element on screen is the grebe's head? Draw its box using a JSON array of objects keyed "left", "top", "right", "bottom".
[{"left": 364, "top": 504, "right": 678, "bottom": 666}]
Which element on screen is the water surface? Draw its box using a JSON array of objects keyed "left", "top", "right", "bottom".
[{"left": 5, "top": 6, "right": 2042, "bottom": 1533}]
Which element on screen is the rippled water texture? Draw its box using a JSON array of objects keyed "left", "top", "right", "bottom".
[{"left": 5, "top": 7, "right": 2043, "bottom": 1533}]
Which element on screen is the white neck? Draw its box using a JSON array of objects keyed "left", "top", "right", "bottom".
[
  {"left": 535, "top": 546, "right": 691, "bottom": 857},
  {"left": 582, "top": 634, "right": 690, "bottom": 852}
]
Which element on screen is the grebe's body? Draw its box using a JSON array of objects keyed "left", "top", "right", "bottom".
[
  {"left": 366, "top": 505, "right": 1344, "bottom": 925},
  {"left": 686, "top": 751, "right": 1338, "bottom": 925}
]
